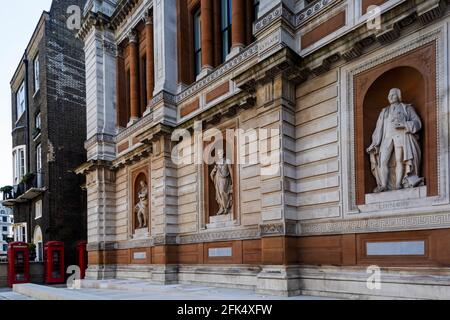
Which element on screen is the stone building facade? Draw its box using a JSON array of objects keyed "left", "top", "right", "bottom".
[
  {"left": 77, "top": 0, "right": 450, "bottom": 298},
  {"left": 6, "top": 0, "right": 87, "bottom": 265},
  {"left": 0, "top": 205, "right": 13, "bottom": 258}
]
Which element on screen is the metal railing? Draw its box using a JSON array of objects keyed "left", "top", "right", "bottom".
[{"left": 2, "top": 172, "right": 45, "bottom": 201}]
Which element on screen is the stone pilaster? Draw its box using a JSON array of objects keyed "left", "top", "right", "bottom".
[
  {"left": 85, "top": 163, "right": 116, "bottom": 280},
  {"left": 153, "top": 0, "right": 178, "bottom": 95},
  {"left": 150, "top": 132, "right": 178, "bottom": 239},
  {"left": 144, "top": 11, "right": 155, "bottom": 107},
  {"left": 83, "top": 26, "right": 117, "bottom": 160}
]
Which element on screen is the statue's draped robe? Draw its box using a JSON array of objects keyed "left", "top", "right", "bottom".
[
  {"left": 212, "top": 160, "right": 233, "bottom": 215},
  {"left": 369, "top": 103, "right": 422, "bottom": 189}
]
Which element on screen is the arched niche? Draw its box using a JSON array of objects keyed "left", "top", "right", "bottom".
[
  {"left": 354, "top": 42, "right": 437, "bottom": 205},
  {"left": 133, "top": 172, "right": 149, "bottom": 231}
]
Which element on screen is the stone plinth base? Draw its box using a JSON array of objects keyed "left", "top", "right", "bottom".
[
  {"left": 86, "top": 264, "right": 450, "bottom": 299},
  {"left": 133, "top": 228, "right": 150, "bottom": 240},
  {"left": 365, "top": 186, "right": 427, "bottom": 204},
  {"left": 206, "top": 214, "right": 236, "bottom": 229}
]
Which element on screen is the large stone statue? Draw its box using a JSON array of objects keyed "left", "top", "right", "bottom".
[
  {"left": 366, "top": 88, "right": 423, "bottom": 193},
  {"left": 135, "top": 180, "right": 148, "bottom": 228},
  {"left": 210, "top": 150, "right": 233, "bottom": 215}
]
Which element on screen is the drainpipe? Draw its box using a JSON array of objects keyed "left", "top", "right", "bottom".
[
  {"left": 23, "top": 51, "right": 30, "bottom": 177},
  {"left": 23, "top": 50, "right": 31, "bottom": 243}
]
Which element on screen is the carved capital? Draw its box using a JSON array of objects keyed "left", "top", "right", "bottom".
[
  {"left": 128, "top": 30, "right": 138, "bottom": 43},
  {"left": 144, "top": 9, "right": 153, "bottom": 25}
]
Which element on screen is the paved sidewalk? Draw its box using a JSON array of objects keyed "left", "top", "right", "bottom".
[
  {"left": 0, "top": 288, "right": 33, "bottom": 300},
  {"left": 11, "top": 280, "right": 336, "bottom": 300}
]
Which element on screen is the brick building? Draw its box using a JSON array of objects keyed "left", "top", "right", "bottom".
[
  {"left": 76, "top": 0, "right": 450, "bottom": 298},
  {"left": 5, "top": 0, "right": 87, "bottom": 266}
]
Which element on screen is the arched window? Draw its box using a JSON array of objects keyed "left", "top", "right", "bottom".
[{"left": 33, "top": 226, "right": 43, "bottom": 262}]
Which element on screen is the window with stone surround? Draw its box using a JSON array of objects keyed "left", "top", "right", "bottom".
[
  {"left": 12, "top": 145, "right": 26, "bottom": 185},
  {"left": 16, "top": 81, "right": 26, "bottom": 120},
  {"left": 193, "top": 7, "right": 202, "bottom": 77},
  {"left": 34, "top": 55, "right": 40, "bottom": 93},
  {"left": 220, "top": 0, "right": 232, "bottom": 62}
]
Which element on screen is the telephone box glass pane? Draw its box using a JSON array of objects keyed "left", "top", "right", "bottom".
[
  {"left": 15, "top": 251, "right": 25, "bottom": 281},
  {"left": 52, "top": 251, "right": 61, "bottom": 278}
]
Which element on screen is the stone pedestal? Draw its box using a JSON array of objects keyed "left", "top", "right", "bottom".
[
  {"left": 133, "top": 228, "right": 150, "bottom": 240},
  {"left": 365, "top": 186, "right": 427, "bottom": 204},
  {"left": 206, "top": 214, "right": 236, "bottom": 229}
]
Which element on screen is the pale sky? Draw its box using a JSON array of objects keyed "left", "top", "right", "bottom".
[{"left": 0, "top": 0, "right": 53, "bottom": 187}]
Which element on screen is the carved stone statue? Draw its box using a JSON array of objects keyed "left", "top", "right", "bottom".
[
  {"left": 135, "top": 180, "right": 148, "bottom": 228},
  {"left": 366, "top": 88, "right": 423, "bottom": 193},
  {"left": 210, "top": 150, "right": 233, "bottom": 215}
]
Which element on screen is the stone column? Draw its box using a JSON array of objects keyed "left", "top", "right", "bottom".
[
  {"left": 201, "top": 0, "right": 214, "bottom": 71},
  {"left": 145, "top": 11, "right": 155, "bottom": 108},
  {"left": 153, "top": 0, "right": 178, "bottom": 94},
  {"left": 231, "top": 0, "right": 246, "bottom": 50},
  {"left": 128, "top": 30, "right": 140, "bottom": 124}
]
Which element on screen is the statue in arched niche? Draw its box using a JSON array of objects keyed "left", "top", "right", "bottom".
[
  {"left": 135, "top": 180, "right": 149, "bottom": 228},
  {"left": 210, "top": 149, "right": 233, "bottom": 215},
  {"left": 366, "top": 88, "right": 424, "bottom": 192}
]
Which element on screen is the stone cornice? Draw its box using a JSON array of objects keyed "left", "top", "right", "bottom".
[
  {"left": 78, "top": 10, "right": 112, "bottom": 41},
  {"left": 135, "top": 123, "right": 174, "bottom": 145},
  {"left": 253, "top": 0, "right": 342, "bottom": 36},
  {"left": 109, "top": 0, "right": 140, "bottom": 30},
  {"left": 233, "top": 47, "right": 306, "bottom": 91},
  {"left": 85, "top": 133, "right": 115, "bottom": 150},
  {"left": 176, "top": 43, "right": 259, "bottom": 104},
  {"left": 74, "top": 159, "right": 113, "bottom": 175},
  {"left": 300, "top": 211, "right": 450, "bottom": 236},
  {"left": 291, "top": 0, "right": 447, "bottom": 78},
  {"left": 112, "top": 144, "right": 152, "bottom": 169}
]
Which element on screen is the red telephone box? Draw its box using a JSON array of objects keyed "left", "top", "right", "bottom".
[
  {"left": 76, "top": 241, "right": 87, "bottom": 279},
  {"left": 44, "top": 241, "right": 65, "bottom": 284},
  {"left": 7, "top": 242, "right": 30, "bottom": 287}
]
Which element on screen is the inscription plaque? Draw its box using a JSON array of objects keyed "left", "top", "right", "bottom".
[{"left": 208, "top": 247, "right": 232, "bottom": 257}]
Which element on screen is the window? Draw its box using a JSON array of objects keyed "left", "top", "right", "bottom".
[
  {"left": 220, "top": 0, "right": 232, "bottom": 62},
  {"left": 2, "top": 217, "right": 6, "bottom": 223},
  {"left": 33, "top": 226, "right": 43, "bottom": 262},
  {"left": 34, "top": 55, "right": 40, "bottom": 93},
  {"left": 35, "top": 200, "right": 42, "bottom": 219},
  {"left": 13, "top": 223, "right": 27, "bottom": 243},
  {"left": 2, "top": 245, "right": 7, "bottom": 252},
  {"left": 16, "top": 81, "right": 26, "bottom": 120},
  {"left": 0, "top": 210, "right": 4, "bottom": 215},
  {"left": 12, "top": 146, "right": 26, "bottom": 185},
  {"left": 193, "top": 8, "right": 202, "bottom": 77},
  {"left": 36, "top": 144, "right": 42, "bottom": 173},
  {"left": 2, "top": 227, "right": 7, "bottom": 232},
  {"left": 35, "top": 113, "right": 41, "bottom": 130},
  {"left": 253, "top": 0, "right": 260, "bottom": 22}
]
